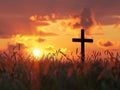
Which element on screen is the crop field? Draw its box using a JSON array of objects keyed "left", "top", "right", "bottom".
[{"left": 0, "top": 49, "right": 120, "bottom": 90}]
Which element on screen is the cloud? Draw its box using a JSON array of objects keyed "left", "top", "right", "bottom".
[
  {"left": 99, "top": 41, "right": 113, "bottom": 47},
  {"left": 1, "top": 0, "right": 119, "bottom": 21},
  {"left": 87, "top": 0, "right": 120, "bottom": 25},
  {"left": 0, "top": 0, "right": 119, "bottom": 39},
  {"left": 37, "top": 30, "right": 58, "bottom": 36},
  {"left": 98, "top": 40, "right": 118, "bottom": 48},
  {"left": 80, "top": 8, "right": 96, "bottom": 34},
  {"left": 29, "top": 14, "right": 57, "bottom": 22},
  {"left": 0, "top": 17, "right": 35, "bottom": 38},
  {"left": 0, "top": 0, "right": 119, "bottom": 24},
  {"left": 81, "top": 8, "right": 95, "bottom": 29},
  {"left": 37, "top": 38, "right": 46, "bottom": 42},
  {"left": 68, "top": 8, "right": 96, "bottom": 35},
  {"left": 0, "top": 15, "right": 58, "bottom": 39},
  {"left": 29, "top": 15, "right": 52, "bottom": 26}
]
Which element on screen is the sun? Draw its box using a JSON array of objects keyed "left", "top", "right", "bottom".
[{"left": 33, "top": 49, "right": 41, "bottom": 58}]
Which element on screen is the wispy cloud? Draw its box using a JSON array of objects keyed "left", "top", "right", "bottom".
[{"left": 37, "top": 30, "right": 58, "bottom": 36}]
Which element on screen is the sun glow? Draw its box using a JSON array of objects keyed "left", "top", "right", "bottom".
[{"left": 33, "top": 49, "right": 41, "bottom": 58}]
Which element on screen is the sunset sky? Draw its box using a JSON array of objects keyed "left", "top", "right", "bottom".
[{"left": 0, "top": 0, "right": 120, "bottom": 54}]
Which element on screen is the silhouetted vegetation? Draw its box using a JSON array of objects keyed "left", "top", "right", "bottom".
[{"left": 0, "top": 49, "right": 120, "bottom": 90}]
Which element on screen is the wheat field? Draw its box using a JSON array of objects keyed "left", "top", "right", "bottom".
[{"left": 0, "top": 49, "right": 120, "bottom": 90}]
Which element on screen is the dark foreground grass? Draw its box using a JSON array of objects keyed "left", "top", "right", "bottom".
[{"left": 0, "top": 50, "right": 120, "bottom": 90}]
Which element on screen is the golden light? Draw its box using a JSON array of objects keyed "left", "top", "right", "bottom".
[{"left": 32, "top": 49, "right": 41, "bottom": 58}]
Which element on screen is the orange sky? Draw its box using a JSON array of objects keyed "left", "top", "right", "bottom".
[{"left": 0, "top": 0, "right": 120, "bottom": 54}]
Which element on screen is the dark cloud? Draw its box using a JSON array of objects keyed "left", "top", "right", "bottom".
[
  {"left": 88, "top": 0, "right": 120, "bottom": 13},
  {"left": 98, "top": 40, "right": 115, "bottom": 48},
  {"left": 37, "top": 38, "right": 45, "bottom": 42},
  {"left": 0, "top": 0, "right": 119, "bottom": 17},
  {"left": 0, "top": 17, "right": 35, "bottom": 38},
  {"left": 0, "top": 0, "right": 119, "bottom": 38},
  {"left": 69, "top": 8, "right": 96, "bottom": 34},
  {"left": 0, "top": 0, "right": 84, "bottom": 15},
  {"left": 87, "top": 0, "right": 120, "bottom": 25},
  {"left": 0, "top": 15, "right": 58, "bottom": 39},
  {"left": 80, "top": 8, "right": 95, "bottom": 29},
  {"left": 0, "top": 0, "right": 119, "bottom": 14}
]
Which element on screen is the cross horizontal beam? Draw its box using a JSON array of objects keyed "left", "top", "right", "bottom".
[{"left": 72, "top": 38, "right": 93, "bottom": 42}]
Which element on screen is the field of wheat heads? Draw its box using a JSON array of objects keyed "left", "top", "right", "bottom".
[{"left": 0, "top": 49, "right": 120, "bottom": 90}]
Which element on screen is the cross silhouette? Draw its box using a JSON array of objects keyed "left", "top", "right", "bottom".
[{"left": 72, "top": 29, "right": 93, "bottom": 62}]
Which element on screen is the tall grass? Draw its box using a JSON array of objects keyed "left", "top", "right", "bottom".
[{"left": 0, "top": 49, "right": 120, "bottom": 90}]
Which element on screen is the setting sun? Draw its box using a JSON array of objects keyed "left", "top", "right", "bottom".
[{"left": 33, "top": 49, "right": 41, "bottom": 58}]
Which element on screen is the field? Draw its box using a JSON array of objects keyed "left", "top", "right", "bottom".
[{"left": 0, "top": 49, "right": 120, "bottom": 90}]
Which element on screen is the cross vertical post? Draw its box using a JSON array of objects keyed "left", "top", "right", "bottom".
[
  {"left": 81, "top": 30, "right": 85, "bottom": 62},
  {"left": 72, "top": 29, "right": 93, "bottom": 62}
]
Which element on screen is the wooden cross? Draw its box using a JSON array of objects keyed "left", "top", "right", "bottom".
[{"left": 72, "top": 29, "right": 93, "bottom": 62}]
